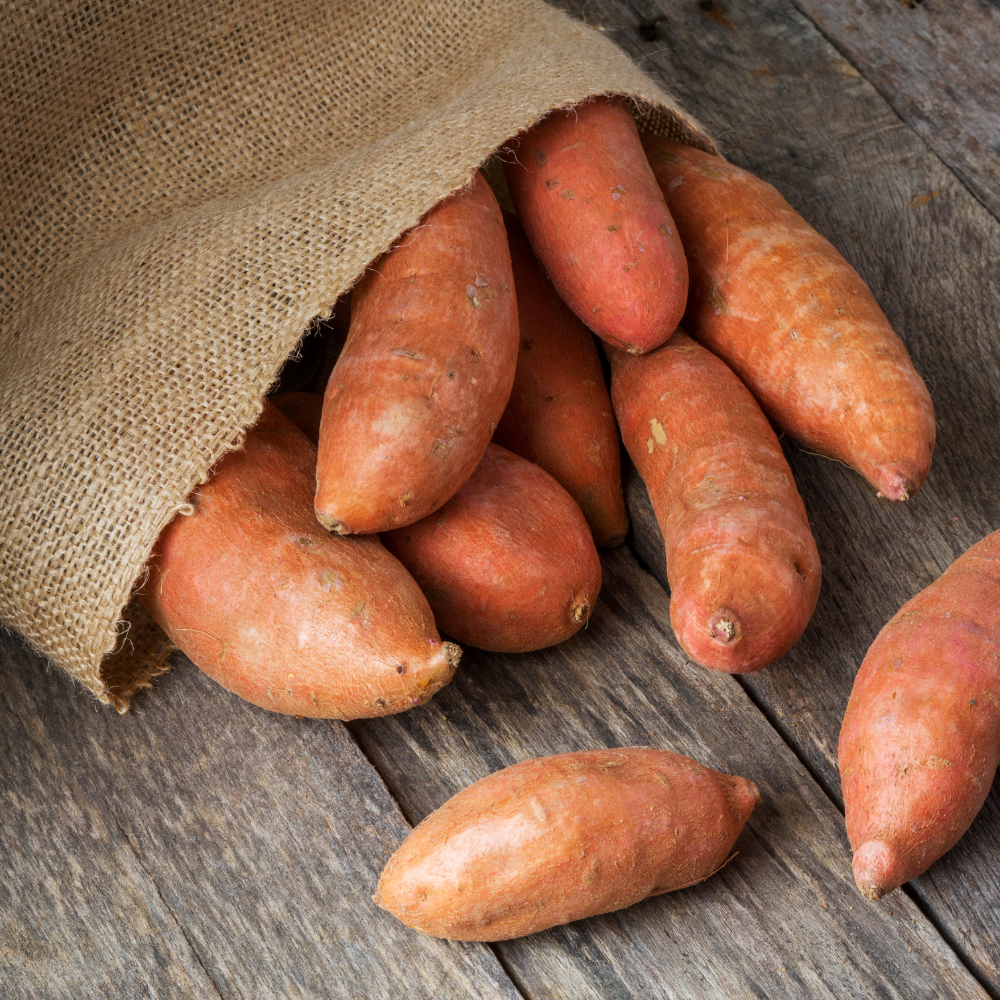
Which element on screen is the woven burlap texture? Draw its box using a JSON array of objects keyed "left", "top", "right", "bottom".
[{"left": 0, "top": 0, "right": 714, "bottom": 708}]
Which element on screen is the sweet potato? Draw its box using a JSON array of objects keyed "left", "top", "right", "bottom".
[
  {"left": 492, "top": 214, "right": 628, "bottom": 547},
  {"left": 382, "top": 443, "right": 601, "bottom": 652},
  {"left": 839, "top": 531, "right": 1000, "bottom": 900},
  {"left": 270, "top": 391, "right": 322, "bottom": 443},
  {"left": 374, "top": 747, "right": 759, "bottom": 941},
  {"left": 142, "top": 400, "right": 460, "bottom": 719},
  {"left": 642, "top": 135, "right": 935, "bottom": 501},
  {"left": 609, "top": 330, "right": 820, "bottom": 672},
  {"left": 315, "top": 171, "right": 518, "bottom": 534},
  {"left": 503, "top": 97, "right": 687, "bottom": 354}
]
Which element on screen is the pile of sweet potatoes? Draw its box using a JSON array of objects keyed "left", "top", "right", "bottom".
[{"left": 140, "top": 95, "right": 991, "bottom": 939}]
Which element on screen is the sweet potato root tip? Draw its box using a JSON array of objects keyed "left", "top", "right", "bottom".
[
  {"left": 853, "top": 840, "right": 900, "bottom": 901},
  {"left": 875, "top": 468, "right": 914, "bottom": 502},
  {"left": 316, "top": 511, "right": 349, "bottom": 535},
  {"left": 570, "top": 598, "right": 591, "bottom": 624},
  {"left": 673, "top": 599, "right": 772, "bottom": 675},
  {"left": 732, "top": 778, "right": 762, "bottom": 817},
  {"left": 416, "top": 641, "right": 461, "bottom": 700},
  {"left": 708, "top": 611, "right": 740, "bottom": 646}
]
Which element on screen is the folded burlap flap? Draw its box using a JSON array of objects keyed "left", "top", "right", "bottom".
[{"left": 0, "top": 0, "right": 716, "bottom": 710}]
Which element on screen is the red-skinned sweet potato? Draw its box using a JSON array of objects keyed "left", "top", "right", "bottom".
[
  {"left": 609, "top": 330, "right": 820, "bottom": 672},
  {"left": 503, "top": 97, "right": 687, "bottom": 354},
  {"left": 839, "top": 531, "right": 1000, "bottom": 900},
  {"left": 382, "top": 443, "right": 601, "bottom": 653},
  {"left": 315, "top": 171, "right": 518, "bottom": 534},
  {"left": 642, "top": 135, "right": 935, "bottom": 501},
  {"left": 375, "top": 747, "right": 759, "bottom": 941},
  {"left": 142, "top": 400, "right": 460, "bottom": 719},
  {"left": 493, "top": 213, "right": 628, "bottom": 547}
]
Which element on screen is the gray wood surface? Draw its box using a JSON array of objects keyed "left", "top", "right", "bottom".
[
  {"left": 0, "top": 634, "right": 519, "bottom": 1000},
  {"left": 567, "top": 0, "right": 1000, "bottom": 989},
  {"left": 351, "top": 547, "right": 985, "bottom": 999},
  {"left": 791, "top": 0, "right": 1000, "bottom": 224}
]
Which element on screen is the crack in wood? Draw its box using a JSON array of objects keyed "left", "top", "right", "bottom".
[{"left": 107, "top": 809, "right": 226, "bottom": 1000}]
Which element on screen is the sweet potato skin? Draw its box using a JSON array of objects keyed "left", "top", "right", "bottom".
[
  {"left": 493, "top": 214, "right": 628, "bottom": 547},
  {"left": 142, "top": 401, "right": 460, "bottom": 719},
  {"left": 610, "top": 330, "right": 820, "bottom": 672},
  {"left": 315, "top": 171, "right": 518, "bottom": 534},
  {"left": 382, "top": 443, "right": 601, "bottom": 653},
  {"left": 839, "top": 531, "right": 1000, "bottom": 900},
  {"left": 503, "top": 97, "right": 687, "bottom": 354},
  {"left": 642, "top": 135, "right": 935, "bottom": 501},
  {"left": 375, "top": 747, "right": 759, "bottom": 941}
]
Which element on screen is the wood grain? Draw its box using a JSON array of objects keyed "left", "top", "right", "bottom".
[
  {"left": 0, "top": 634, "right": 520, "bottom": 1000},
  {"left": 351, "top": 547, "right": 986, "bottom": 999},
  {"left": 567, "top": 0, "right": 1000, "bottom": 988},
  {"left": 791, "top": 0, "right": 1000, "bottom": 224}
]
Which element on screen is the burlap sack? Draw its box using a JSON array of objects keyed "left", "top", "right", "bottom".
[{"left": 0, "top": 0, "right": 715, "bottom": 710}]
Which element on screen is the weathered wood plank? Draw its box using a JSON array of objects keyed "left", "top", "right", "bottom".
[
  {"left": 791, "top": 0, "right": 1000, "bottom": 224},
  {"left": 351, "top": 547, "right": 987, "bottom": 1000},
  {"left": 0, "top": 635, "right": 521, "bottom": 1000},
  {"left": 0, "top": 654, "right": 221, "bottom": 999},
  {"left": 564, "top": 0, "right": 1000, "bottom": 988}
]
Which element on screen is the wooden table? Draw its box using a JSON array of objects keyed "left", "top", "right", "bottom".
[{"left": 3, "top": 1, "right": 999, "bottom": 996}]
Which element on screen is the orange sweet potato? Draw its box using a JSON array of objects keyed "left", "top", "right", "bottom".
[
  {"left": 492, "top": 214, "right": 628, "bottom": 548},
  {"left": 610, "top": 330, "right": 820, "bottom": 672},
  {"left": 503, "top": 97, "right": 687, "bottom": 354},
  {"left": 375, "top": 747, "right": 759, "bottom": 941},
  {"left": 142, "top": 400, "right": 460, "bottom": 719},
  {"left": 315, "top": 171, "right": 518, "bottom": 534},
  {"left": 270, "top": 391, "right": 322, "bottom": 443},
  {"left": 642, "top": 135, "right": 935, "bottom": 501},
  {"left": 382, "top": 443, "right": 601, "bottom": 653},
  {"left": 839, "top": 531, "right": 1000, "bottom": 900}
]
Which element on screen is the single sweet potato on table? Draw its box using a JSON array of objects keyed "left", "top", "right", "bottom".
[
  {"left": 610, "top": 330, "right": 821, "bottom": 672},
  {"left": 315, "top": 171, "right": 518, "bottom": 535},
  {"left": 142, "top": 401, "right": 460, "bottom": 719},
  {"left": 375, "top": 747, "right": 759, "bottom": 940},
  {"left": 493, "top": 213, "right": 629, "bottom": 547},
  {"left": 503, "top": 96, "right": 687, "bottom": 354},
  {"left": 642, "top": 135, "right": 935, "bottom": 501},
  {"left": 839, "top": 530, "right": 1000, "bottom": 900},
  {"left": 382, "top": 443, "right": 601, "bottom": 653}
]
